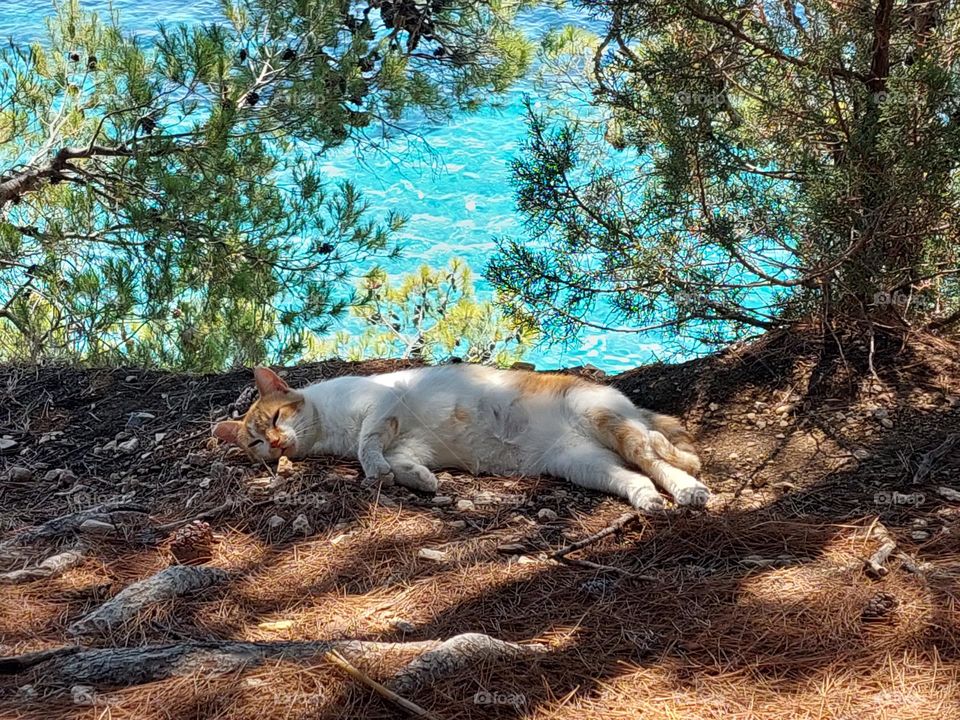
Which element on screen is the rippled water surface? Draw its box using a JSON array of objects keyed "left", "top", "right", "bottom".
[{"left": 4, "top": 1, "right": 671, "bottom": 371}]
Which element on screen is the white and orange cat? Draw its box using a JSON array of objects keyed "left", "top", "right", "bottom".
[{"left": 213, "top": 365, "right": 710, "bottom": 511}]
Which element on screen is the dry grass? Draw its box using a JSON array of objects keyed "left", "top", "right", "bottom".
[{"left": 1, "top": 333, "right": 960, "bottom": 718}]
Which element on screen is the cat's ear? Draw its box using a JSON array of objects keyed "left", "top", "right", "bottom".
[
  {"left": 212, "top": 420, "right": 243, "bottom": 446},
  {"left": 253, "top": 366, "right": 290, "bottom": 396}
]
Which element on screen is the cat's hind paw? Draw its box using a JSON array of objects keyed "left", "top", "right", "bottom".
[
  {"left": 673, "top": 480, "right": 710, "bottom": 508},
  {"left": 362, "top": 460, "right": 395, "bottom": 487},
  {"left": 393, "top": 464, "right": 439, "bottom": 493}
]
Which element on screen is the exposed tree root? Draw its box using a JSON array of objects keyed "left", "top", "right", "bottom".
[
  {"left": 68, "top": 565, "right": 230, "bottom": 636},
  {"left": 0, "top": 548, "right": 85, "bottom": 585}
]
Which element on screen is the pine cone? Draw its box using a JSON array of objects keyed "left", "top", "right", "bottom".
[
  {"left": 861, "top": 591, "right": 898, "bottom": 622},
  {"left": 228, "top": 386, "right": 258, "bottom": 418},
  {"left": 169, "top": 520, "right": 214, "bottom": 565}
]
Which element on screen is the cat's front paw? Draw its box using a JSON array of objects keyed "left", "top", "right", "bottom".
[
  {"left": 362, "top": 460, "right": 395, "bottom": 487},
  {"left": 629, "top": 487, "right": 666, "bottom": 513}
]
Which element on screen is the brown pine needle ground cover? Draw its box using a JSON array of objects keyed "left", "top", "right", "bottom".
[{"left": 1, "top": 327, "right": 959, "bottom": 719}]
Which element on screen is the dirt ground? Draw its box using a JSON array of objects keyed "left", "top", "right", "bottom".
[{"left": 1, "top": 327, "right": 959, "bottom": 719}]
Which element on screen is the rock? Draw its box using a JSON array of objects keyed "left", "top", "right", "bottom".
[
  {"left": 946, "top": 395, "right": 960, "bottom": 408},
  {"left": 708, "top": 402, "right": 719, "bottom": 411},
  {"left": 775, "top": 433, "right": 786, "bottom": 439},
  {"left": 291, "top": 513, "right": 311, "bottom": 535},
  {"left": 937, "top": 486, "right": 960, "bottom": 502},
  {"left": 417, "top": 548, "right": 447, "bottom": 561},
  {"left": 911, "top": 530, "right": 930, "bottom": 541},
  {"left": 537, "top": 508, "right": 558, "bottom": 522},
  {"left": 71, "top": 685, "right": 96, "bottom": 706},
  {"left": 38, "top": 431, "right": 64, "bottom": 444},
  {"left": 774, "top": 403, "right": 795, "bottom": 415},
  {"left": 880, "top": 418, "right": 894, "bottom": 429},
  {"left": 266, "top": 515, "right": 285, "bottom": 531},
  {"left": 0, "top": 438, "right": 18, "bottom": 454},
  {"left": 117, "top": 437, "right": 139, "bottom": 454},
  {"left": 456, "top": 499, "right": 476, "bottom": 512},
  {"left": 746, "top": 412, "right": 757, "bottom": 421},
  {"left": 276, "top": 455, "right": 296, "bottom": 477},
  {"left": 154, "top": 432, "right": 168, "bottom": 443},
  {"left": 755, "top": 420, "right": 767, "bottom": 430},
  {"left": 447, "top": 520, "right": 467, "bottom": 529},
  {"left": 872, "top": 408, "right": 889, "bottom": 420},
  {"left": 517, "top": 555, "right": 538, "bottom": 564},
  {"left": 391, "top": 619, "right": 417, "bottom": 633},
  {"left": 126, "top": 411, "right": 155, "bottom": 428},
  {"left": 78, "top": 519, "right": 117, "bottom": 535},
  {"left": 44, "top": 468, "right": 77, "bottom": 485},
  {"left": 853, "top": 448, "right": 872, "bottom": 460},
  {"left": 6, "top": 466, "right": 32, "bottom": 482},
  {"left": 496, "top": 543, "right": 526, "bottom": 554},
  {"left": 474, "top": 490, "right": 501, "bottom": 505},
  {"left": 432, "top": 495, "right": 453, "bottom": 506},
  {"left": 124, "top": 375, "right": 137, "bottom": 383},
  {"left": 186, "top": 452, "right": 205, "bottom": 466}
]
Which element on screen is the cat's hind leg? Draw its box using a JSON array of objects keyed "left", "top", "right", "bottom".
[
  {"left": 358, "top": 415, "right": 399, "bottom": 485},
  {"left": 543, "top": 443, "right": 666, "bottom": 513}
]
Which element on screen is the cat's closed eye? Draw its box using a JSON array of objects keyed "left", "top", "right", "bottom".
[
  {"left": 272, "top": 410, "right": 280, "bottom": 425},
  {"left": 248, "top": 439, "right": 263, "bottom": 448}
]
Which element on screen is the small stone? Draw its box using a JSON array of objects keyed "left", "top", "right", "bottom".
[
  {"left": 708, "top": 402, "right": 719, "bottom": 411},
  {"left": 911, "top": 530, "right": 930, "bottom": 541},
  {"left": 154, "top": 432, "right": 168, "bottom": 443},
  {"left": 124, "top": 375, "right": 137, "bottom": 382},
  {"left": 391, "top": 619, "right": 417, "bottom": 633},
  {"left": 755, "top": 420, "right": 767, "bottom": 430},
  {"left": 101, "top": 440, "right": 118, "bottom": 453},
  {"left": 937, "top": 486, "right": 960, "bottom": 502},
  {"left": 276, "top": 455, "right": 296, "bottom": 477},
  {"left": 78, "top": 519, "right": 117, "bottom": 535},
  {"left": 912, "top": 518, "right": 928, "bottom": 528},
  {"left": 6, "top": 466, "right": 32, "bottom": 482},
  {"left": 880, "top": 418, "right": 894, "bottom": 429},
  {"left": 456, "top": 499, "right": 476, "bottom": 512},
  {"left": 117, "top": 437, "right": 139, "bottom": 454},
  {"left": 126, "top": 411, "right": 155, "bottom": 428},
  {"left": 775, "top": 433, "right": 786, "bottom": 440},
  {"left": 291, "top": 513, "right": 311, "bottom": 535},
  {"left": 417, "top": 548, "right": 447, "bottom": 561},
  {"left": 447, "top": 520, "right": 467, "bottom": 529},
  {"left": 537, "top": 508, "right": 558, "bottom": 522},
  {"left": 945, "top": 395, "right": 960, "bottom": 408},
  {"left": 496, "top": 543, "right": 526, "bottom": 554},
  {"left": 853, "top": 448, "right": 872, "bottom": 460},
  {"left": 517, "top": 555, "right": 538, "bottom": 564},
  {"left": 186, "top": 452, "right": 205, "bottom": 466},
  {"left": 71, "top": 685, "right": 96, "bottom": 706},
  {"left": 872, "top": 408, "right": 889, "bottom": 420},
  {"left": 779, "top": 419, "right": 790, "bottom": 427},
  {"left": 746, "top": 412, "right": 757, "bottom": 421},
  {"left": 0, "top": 438, "right": 18, "bottom": 454},
  {"left": 432, "top": 495, "right": 453, "bottom": 506},
  {"left": 44, "top": 468, "right": 77, "bottom": 484},
  {"left": 774, "top": 403, "right": 795, "bottom": 415},
  {"left": 38, "top": 431, "right": 63, "bottom": 444}
]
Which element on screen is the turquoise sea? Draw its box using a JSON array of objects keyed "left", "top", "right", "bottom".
[{"left": 4, "top": 1, "right": 672, "bottom": 372}]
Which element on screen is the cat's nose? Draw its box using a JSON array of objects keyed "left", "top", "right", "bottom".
[{"left": 269, "top": 438, "right": 283, "bottom": 448}]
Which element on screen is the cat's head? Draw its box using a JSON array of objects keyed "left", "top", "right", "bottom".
[{"left": 212, "top": 367, "right": 305, "bottom": 461}]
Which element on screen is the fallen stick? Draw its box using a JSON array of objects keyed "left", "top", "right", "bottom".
[
  {"left": 68, "top": 565, "right": 230, "bottom": 636},
  {"left": 0, "top": 549, "right": 84, "bottom": 585},
  {"left": 549, "top": 512, "right": 642, "bottom": 562},
  {"left": 325, "top": 648, "right": 440, "bottom": 720},
  {"left": 912, "top": 434, "right": 958, "bottom": 485},
  {"left": 864, "top": 523, "right": 897, "bottom": 578},
  {"left": 155, "top": 499, "right": 236, "bottom": 533}
]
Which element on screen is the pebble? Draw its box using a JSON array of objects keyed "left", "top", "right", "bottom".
[
  {"left": 6, "top": 466, "right": 32, "bottom": 482},
  {"left": 937, "top": 486, "right": 960, "bottom": 502},
  {"left": 38, "top": 431, "right": 63, "bottom": 444},
  {"left": 0, "top": 438, "right": 18, "bottom": 454},
  {"left": 755, "top": 420, "right": 767, "bottom": 430},
  {"left": 708, "top": 403, "right": 719, "bottom": 411},
  {"left": 78, "top": 519, "right": 117, "bottom": 534},
  {"left": 71, "top": 685, "right": 96, "bottom": 706},
  {"left": 117, "top": 437, "right": 139, "bottom": 454},
  {"left": 911, "top": 530, "right": 931, "bottom": 541},
  {"left": 276, "top": 456, "right": 295, "bottom": 477},
  {"left": 432, "top": 496, "right": 453, "bottom": 506},
  {"left": 447, "top": 520, "right": 467, "bottom": 529},
  {"left": 456, "top": 499, "right": 476, "bottom": 512},
  {"left": 537, "top": 508, "right": 558, "bottom": 522},
  {"left": 872, "top": 408, "right": 889, "bottom": 420},
  {"left": 417, "top": 548, "right": 447, "bottom": 561},
  {"left": 775, "top": 433, "right": 786, "bottom": 440},
  {"left": 880, "top": 418, "right": 894, "bottom": 429},
  {"left": 774, "top": 403, "right": 795, "bottom": 415},
  {"left": 44, "top": 468, "right": 77, "bottom": 484},
  {"left": 496, "top": 543, "right": 526, "bottom": 554},
  {"left": 391, "top": 619, "right": 417, "bottom": 633},
  {"left": 291, "top": 513, "right": 311, "bottom": 535}
]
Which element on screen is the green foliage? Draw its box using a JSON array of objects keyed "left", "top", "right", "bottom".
[
  {"left": 0, "top": 0, "right": 532, "bottom": 369},
  {"left": 489, "top": 0, "right": 960, "bottom": 348},
  {"left": 310, "top": 259, "right": 536, "bottom": 365}
]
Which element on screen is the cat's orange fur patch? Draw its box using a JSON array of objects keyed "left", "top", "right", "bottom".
[
  {"left": 451, "top": 405, "right": 471, "bottom": 424},
  {"left": 513, "top": 371, "right": 588, "bottom": 398}
]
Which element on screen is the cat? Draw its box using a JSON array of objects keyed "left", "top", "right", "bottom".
[{"left": 212, "top": 365, "right": 710, "bottom": 512}]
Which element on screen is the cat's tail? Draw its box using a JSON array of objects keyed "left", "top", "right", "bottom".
[{"left": 588, "top": 409, "right": 701, "bottom": 476}]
